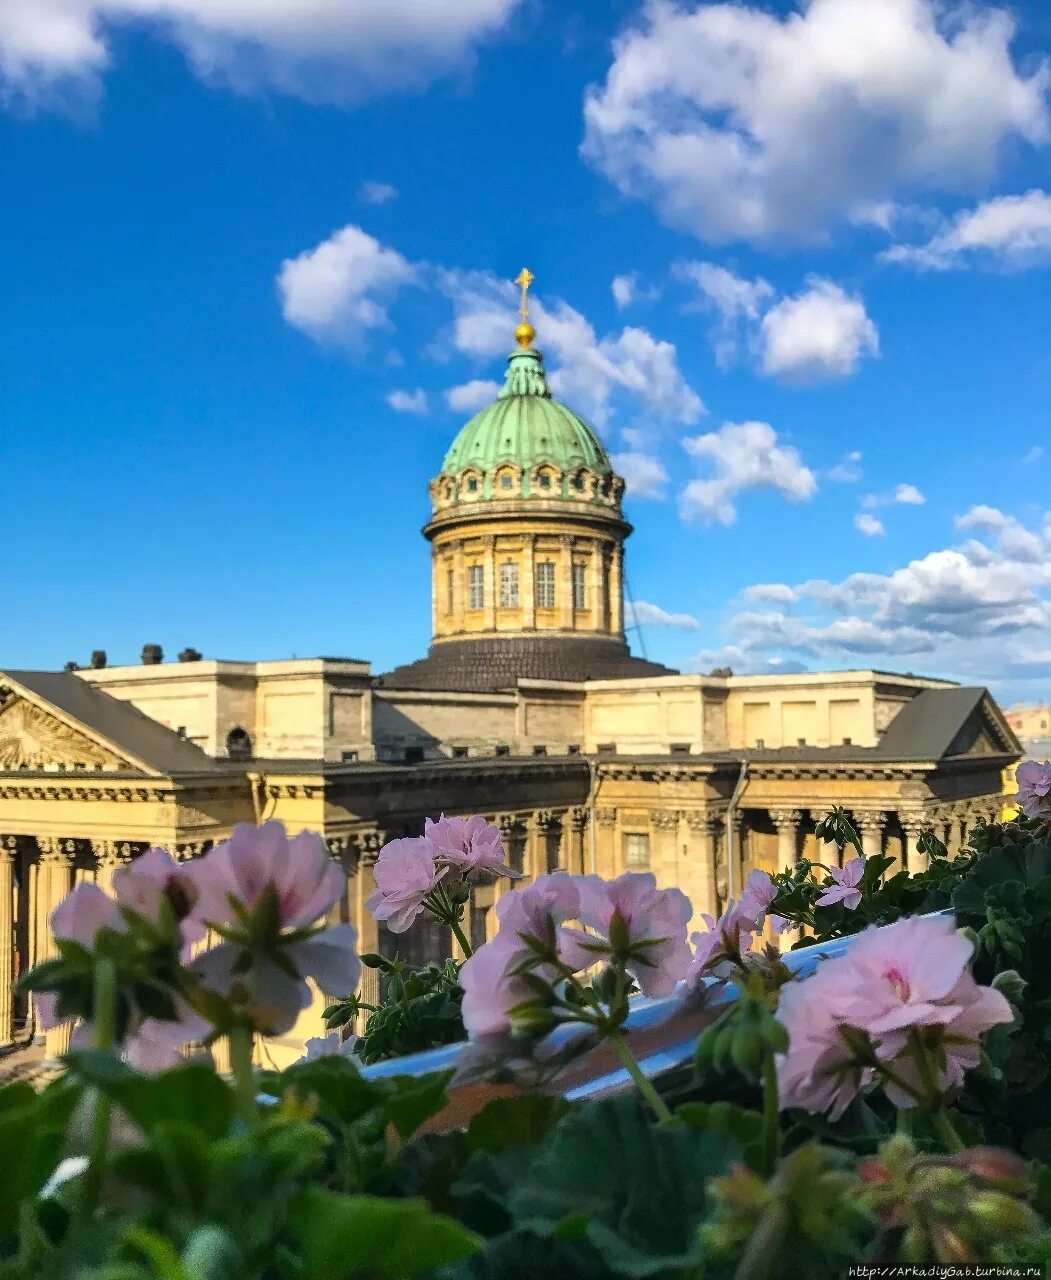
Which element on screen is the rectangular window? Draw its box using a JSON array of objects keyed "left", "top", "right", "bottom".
[
  {"left": 572, "top": 562, "right": 587, "bottom": 610},
  {"left": 499, "top": 562, "right": 519, "bottom": 608},
  {"left": 468, "top": 564, "right": 484, "bottom": 610},
  {"left": 624, "top": 832, "right": 651, "bottom": 870},
  {"left": 535, "top": 561, "right": 555, "bottom": 609},
  {"left": 446, "top": 567, "right": 454, "bottom": 613}
]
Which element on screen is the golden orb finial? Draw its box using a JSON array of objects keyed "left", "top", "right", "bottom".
[{"left": 514, "top": 267, "right": 536, "bottom": 347}]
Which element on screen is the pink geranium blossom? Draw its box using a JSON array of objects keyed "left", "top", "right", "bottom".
[
  {"left": 776, "top": 915, "right": 1013, "bottom": 1116},
  {"left": 188, "top": 822, "right": 344, "bottom": 932},
  {"left": 112, "top": 847, "right": 204, "bottom": 946},
  {"left": 738, "top": 870, "right": 777, "bottom": 921},
  {"left": 1016, "top": 760, "right": 1051, "bottom": 819},
  {"left": 559, "top": 873, "right": 692, "bottom": 996},
  {"left": 51, "top": 882, "right": 123, "bottom": 946},
  {"left": 815, "top": 856, "right": 865, "bottom": 911},
  {"left": 460, "top": 875, "right": 580, "bottom": 1039},
  {"left": 424, "top": 814, "right": 520, "bottom": 879},
  {"left": 365, "top": 836, "right": 447, "bottom": 933},
  {"left": 688, "top": 899, "right": 759, "bottom": 982}
]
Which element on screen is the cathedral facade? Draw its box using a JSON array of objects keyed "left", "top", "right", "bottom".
[{"left": 0, "top": 299, "right": 1019, "bottom": 1065}]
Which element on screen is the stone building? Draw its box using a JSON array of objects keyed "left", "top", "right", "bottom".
[{"left": 0, "top": 290, "right": 1019, "bottom": 1064}]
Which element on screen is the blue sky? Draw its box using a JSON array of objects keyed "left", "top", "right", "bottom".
[{"left": 1, "top": 0, "right": 1049, "bottom": 704}]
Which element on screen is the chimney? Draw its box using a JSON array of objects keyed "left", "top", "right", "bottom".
[
  {"left": 178, "top": 648, "right": 203, "bottom": 663},
  {"left": 141, "top": 644, "right": 164, "bottom": 666},
  {"left": 90, "top": 650, "right": 107, "bottom": 669}
]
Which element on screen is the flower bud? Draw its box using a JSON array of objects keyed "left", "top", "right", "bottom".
[
  {"left": 953, "top": 1145, "right": 1028, "bottom": 1191},
  {"left": 509, "top": 1003, "right": 558, "bottom": 1038},
  {"left": 968, "top": 1191, "right": 1040, "bottom": 1237},
  {"left": 930, "top": 1224, "right": 975, "bottom": 1265}
]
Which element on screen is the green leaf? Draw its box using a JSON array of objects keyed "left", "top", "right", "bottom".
[
  {"left": 290, "top": 1188, "right": 482, "bottom": 1280},
  {"left": 0, "top": 1076, "right": 78, "bottom": 1241},
  {"left": 381, "top": 1070, "right": 454, "bottom": 1138},
  {"left": 466, "top": 1095, "right": 571, "bottom": 1154},
  {"left": 676, "top": 1101, "right": 765, "bottom": 1171},
  {"left": 66, "top": 1052, "right": 234, "bottom": 1140}
]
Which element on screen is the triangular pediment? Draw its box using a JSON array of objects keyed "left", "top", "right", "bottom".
[
  {"left": 0, "top": 684, "right": 143, "bottom": 773},
  {"left": 946, "top": 693, "right": 1020, "bottom": 759}
]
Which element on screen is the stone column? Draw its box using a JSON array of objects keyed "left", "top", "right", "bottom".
[
  {"left": 945, "top": 808, "right": 964, "bottom": 858},
  {"left": 725, "top": 813, "right": 744, "bottom": 904},
  {"left": 354, "top": 832, "right": 383, "bottom": 1027},
  {"left": 594, "top": 808, "right": 617, "bottom": 879},
  {"left": 589, "top": 539, "right": 603, "bottom": 634},
  {"left": 482, "top": 535, "right": 496, "bottom": 632},
  {"left": 558, "top": 535, "right": 574, "bottom": 631},
  {"left": 651, "top": 809, "right": 680, "bottom": 891},
  {"left": 565, "top": 808, "right": 588, "bottom": 876},
  {"left": 93, "top": 839, "right": 131, "bottom": 894},
  {"left": 899, "top": 813, "right": 928, "bottom": 875},
  {"left": 856, "top": 811, "right": 886, "bottom": 860},
  {"left": 770, "top": 809, "right": 802, "bottom": 876},
  {"left": 0, "top": 839, "right": 14, "bottom": 1045},
  {"left": 37, "top": 839, "right": 75, "bottom": 1058},
  {"left": 610, "top": 545, "right": 624, "bottom": 637},
  {"left": 522, "top": 534, "right": 536, "bottom": 631},
  {"left": 684, "top": 814, "right": 721, "bottom": 926}
]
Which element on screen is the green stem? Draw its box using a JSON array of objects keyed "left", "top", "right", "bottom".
[
  {"left": 449, "top": 916, "right": 474, "bottom": 960},
  {"left": 77, "top": 958, "right": 118, "bottom": 1228},
  {"left": 228, "top": 1023, "right": 258, "bottom": 1125},
  {"left": 608, "top": 1030, "right": 674, "bottom": 1126},
  {"left": 761, "top": 1050, "right": 780, "bottom": 1177},
  {"left": 931, "top": 1107, "right": 965, "bottom": 1154},
  {"left": 896, "top": 1107, "right": 914, "bottom": 1137}
]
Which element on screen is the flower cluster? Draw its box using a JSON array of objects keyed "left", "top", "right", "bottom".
[
  {"left": 459, "top": 871, "right": 693, "bottom": 1045},
  {"left": 777, "top": 914, "right": 1013, "bottom": 1118},
  {"left": 1016, "top": 760, "right": 1051, "bottom": 820},
  {"left": 815, "top": 855, "right": 865, "bottom": 910},
  {"left": 34, "top": 821, "right": 361, "bottom": 1064},
  {"left": 688, "top": 869, "right": 782, "bottom": 981},
  {"left": 367, "top": 813, "right": 519, "bottom": 935}
]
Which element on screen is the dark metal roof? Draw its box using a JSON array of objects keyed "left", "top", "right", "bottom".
[
  {"left": 2, "top": 670, "right": 221, "bottom": 775},
  {"left": 876, "top": 687, "right": 1008, "bottom": 760},
  {"left": 377, "top": 635, "right": 676, "bottom": 693}
]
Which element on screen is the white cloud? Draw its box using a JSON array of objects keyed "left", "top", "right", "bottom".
[
  {"left": 760, "top": 280, "right": 879, "bottom": 383},
  {"left": 855, "top": 513, "right": 885, "bottom": 537},
  {"left": 702, "top": 510, "right": 1051, "bottom": 697},
  {"left": 582, "top": 0, "right": 1049, "bottom": 245},
  {"left": 277, "top": 224, "right": 417, "bottom": 346},
  {"left": 612, "top": 451, "right": 669, "bottom": 500},
  {"left": 1023, "top": 445, "right": 1045, "bottom": 466},
  {"left": 678, "top": 264, "right": 877, "bottom": 382},
  {"left": 387, "top": 387, "right": 427, "bottom": 414},
  {"left": 437, "top": 269, "right": 704, "bottom": 429},
  {"left": 611, "top": 272, "right": 659, "bottom": 309},
  {"left": 827, "top": 450, "right": 863, "bottom": 483},
  {"left": 675, "top": 260, "right": 773, "bottom": 367},
  {"left": 883, "top": 189, "right": 1051, "bottom": 269},
  {"left": 862, "top": 483, "right": 926, "bottom": 509},
  {"left": 679, "top": 421, "right": 817, "bottom": 525},
  {"left": 361, "top": 180, "right": 398, "bottom": 205},
  {"left": 627, "top": 600, "right": 700, "bottom": 630},
  {"left": 445, "top": 379, "right": 500, "bottom": 413},
  {"left": 0, "top": 0, "right": 523, "bottom": 108}
]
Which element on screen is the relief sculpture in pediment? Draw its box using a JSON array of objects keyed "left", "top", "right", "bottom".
[{"left": 0, "top": 695, "right": 121, "bottom": 771}]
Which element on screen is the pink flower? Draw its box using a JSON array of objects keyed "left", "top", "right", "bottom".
[
  {"left": 688, "top": 899, "right": 758, "bottom": 981},
  {"left": 424, "top": 814, "right": 520, "bottom": 879},
  {"left": 190, "top": 922, "right": 361, "bottom": 1036},
  {"left": 739, "top": 870, "right": 777, "bottom": 922},
  {"left": 1016, "top": 760, "right": 1051, "bottom": 819},
  {"left": 815, "top": 856, "right": 865, "bottom": 911},
  {"left": 188, "top": 822, "right": 344, "bottom": 932},
  {"left": 559, "top": 873, "right": 692, "bottom": 997},
  {"left": 775, "top": 915, "right": 1013, "bottom": 1116},
  {"left": 365, "top": 836, "right": 447, "bottom": 933},
  {"left": 301, "top": 1031, "right": 362, "bottom": 1066},
  {"left": 122, "top": 1005, "right": 212, "bottom": 1073},
  {"left": 112, "top": 847, "right": 205, "bottom": 946},
  {"left": 836, "top": 914, "right": 973, "bottom": 1037},
  {"left": 51, "top": 883, "right": 123, "bottom": 945},
  {"left": 777, "top": 960, "right": 874, "bottom": 1119},
  {"left": 460, "top": 875, "right": 580, "bottom": 1039}
]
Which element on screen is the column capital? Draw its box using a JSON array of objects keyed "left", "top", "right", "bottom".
[
  {"left": 495, "top": 813, "right": 519, "bottom": 836},
  {"left": 595, "top": 807, "right": 617, "bottom": 828},
  {"left": 354, "top": 829, "right": 385, "bottom": 864},
  {"left": 898, "top": 810, "right": 929, "bottom": 836},
  {"left": 770, "top": 808, "right": 803, "bottom": 830},
  {"left": 686, "top": 811, "right": 722, "bottom": 836},
  {"left": 37, "top": 836, "right": 73, "bottom": 866},
  {"left": 855, "top": 810, "right": 887, "bottom": 832},
  {"left": 651, "top": 809, "right": 680, "bottom": 831},
  {"left": 0, "top": 835, "right": 16, "bottom": 862},
  {"left": 566, "top": 806, "right": 589, "bottom": 834},
  {"left": 173, "top": 842, "right": 207, "bottom": 863}
]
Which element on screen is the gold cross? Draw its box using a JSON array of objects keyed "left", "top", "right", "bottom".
[{"left": 514, "top": 267, "right": 535, "bottom": 321}]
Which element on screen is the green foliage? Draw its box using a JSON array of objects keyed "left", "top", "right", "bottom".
[{"left": 325, "top": 955, "right": 466, "bottom": 1064}]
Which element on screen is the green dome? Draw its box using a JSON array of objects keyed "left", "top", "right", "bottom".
[{"left": 440, "top": 347, "right": 613, "bottom": 488}]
